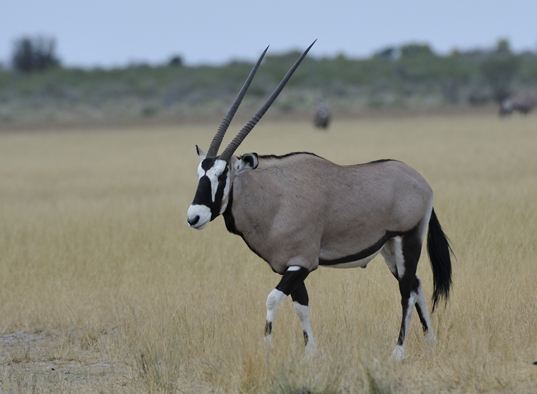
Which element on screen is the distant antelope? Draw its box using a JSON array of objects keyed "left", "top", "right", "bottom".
[
  {"left": 186, "top": 42, "right": 453, "bottom": 360},
  {"left": 313, "top": 99, "right": 331, "bottom": 129},
  {"left": 499, "top": 94, "right": 536, "bottom": 116}
]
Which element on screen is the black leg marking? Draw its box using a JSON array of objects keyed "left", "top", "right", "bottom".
[
  {"left": 290, "top": 281, "right": 309, "bottom": 306},
  {"left": 265, "top": 266, "right": 311, "bottom": 349},
  {"left": 302, "top": 331, "right": 309, "bottom": 347},
  {"left": 276, "top": 267, "right": 310, "bottom": 295},
  {"left": 396, "top": 276, "right": 420, "bottom": 349},
  {"left": 291, "top": 281, "right": 312, "bottom": 348},
  {"left": 265, "top": 321, "right": 272, "bottom": 336},
  {"left": 415, "top": 300, "right": 429, "bottom": 333}
]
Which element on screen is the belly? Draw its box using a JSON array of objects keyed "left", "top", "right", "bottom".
[
  {"left": 318, "top": 231, "right": 391, "bottom": 268},
  {"left": 322, "top": 249, "right": 381, "bottom": 269}
]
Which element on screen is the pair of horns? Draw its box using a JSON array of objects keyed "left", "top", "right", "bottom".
[{"left": 207, "top": 40, "right": 316, "bottom": 162}]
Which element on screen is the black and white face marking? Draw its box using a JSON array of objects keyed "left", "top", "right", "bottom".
[
  {"left": 187, "top": 157, "right": 231, "bottom": 230},
  {"left": 187, "top": 147, "right": 258, "bottom": 230}
]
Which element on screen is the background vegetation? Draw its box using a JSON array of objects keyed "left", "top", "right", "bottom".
[
  {"left": 1, "top": 114, "right": 536, "bottom": 392},
  {"left": 1, "top": 37, "right": 537, "bottom": 124}
]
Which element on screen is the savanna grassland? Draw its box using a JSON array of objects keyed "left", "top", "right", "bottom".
[{"left": 1, "top": 112, "right": 536, "bottom": 393}]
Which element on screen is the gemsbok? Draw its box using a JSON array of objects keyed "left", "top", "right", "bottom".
[
  {"left": 499, "top": 94, "right": 536, "bottom": 116},
  {"left": 313, "top": 99, "right": 331, "bottom": 129},
  {"left": 186, "top": 42, "right": 453, "bottom": 360}
]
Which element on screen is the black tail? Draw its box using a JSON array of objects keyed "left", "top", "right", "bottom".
[{"left": 427, "top": 208, "right": 453, "bottom": 312}]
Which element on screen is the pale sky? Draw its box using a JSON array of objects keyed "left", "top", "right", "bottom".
[{"left": 1, "top": 0, "right": 536, "bottom": 68}]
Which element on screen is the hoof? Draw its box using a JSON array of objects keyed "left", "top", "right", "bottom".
[
  {"left": 303, "top": 343, "right": 317, "bottom": 359},
  {"left": 264, "top": 335, "right": 273, "bottom": 349},
  {"left": 390, "top": 346, "right": 405, "bottom": 361},
  {"left": 425, "top": 331, "right": 437, "bottom": 344}
]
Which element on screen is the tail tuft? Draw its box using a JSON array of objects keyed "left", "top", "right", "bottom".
[{"left": 427, "top": 208, "right": 453, "bottom": 311}]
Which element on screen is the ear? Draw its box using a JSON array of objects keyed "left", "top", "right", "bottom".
[
  {"left": 196, "top": 145, "right": 207, "bottom": 160},
  {"left": 235, "top": 153, "right": 259, "bottom": 175}
]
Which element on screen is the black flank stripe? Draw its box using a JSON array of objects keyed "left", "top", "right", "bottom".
[
  {"left": 319, "top": 225, "right": 418, "bottom": 266},
  {"left": 192, "top": 176, "right": 213, "bottom": 207},
  {"left": 319, "top": 231, "right": 398, "bottom": 266}
]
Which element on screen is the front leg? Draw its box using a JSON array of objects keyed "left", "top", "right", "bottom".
[{"left": 265, "top": 266, "right": 309, "bottom": 347}]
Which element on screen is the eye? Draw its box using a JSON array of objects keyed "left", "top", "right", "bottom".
[{"left": 217, "top": 168, "right": 228, "bottom": 182}]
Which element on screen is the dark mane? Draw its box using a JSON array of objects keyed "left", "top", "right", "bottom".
[
  {"left": 257, "top": 153, "right": 395, "bottom": 166},
  {"left": 257, "top": 151, "right": 324, "bottom": 160},
  {"left": 366, "top": 159, "right": 395, "bottom": 164}
]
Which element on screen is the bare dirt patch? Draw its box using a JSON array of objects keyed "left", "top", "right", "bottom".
[{"left": 0, "top": 331, "right": 136, "bottom": 393}]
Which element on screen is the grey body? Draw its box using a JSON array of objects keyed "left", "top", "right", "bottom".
[
  {"left": 227, "top": 153, "right": 431, "bottom": 274},
  {"left": 186, "top": 43, "right": 452, "bottom": 360},
  {"left": 500, "top": 94, "right": 536, "bottom": 116}
]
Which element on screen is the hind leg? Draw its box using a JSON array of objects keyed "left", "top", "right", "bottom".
[
  {"left": 382, "top": 230, "right": 430, "bottom": 360},
  {"left": 414, "top": 276, "right": 436, "bottom": 342},
  {"left": 384, "top": 241, "right": 435, "bottom": 342},
  {"left": 393, "top": 235, "right": 419, "bottom": 360}
]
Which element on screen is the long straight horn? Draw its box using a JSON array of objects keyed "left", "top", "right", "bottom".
[
  {"left": 206, "top": 46, "right": 269, "bottom": 158},
  {"left": 218, "top": 40, "right": 316, "bottom": 162}
]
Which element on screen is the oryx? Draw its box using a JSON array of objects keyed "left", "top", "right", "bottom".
[
  {"left": 186, "top": 42, "right": 453, "bottom": 360},
  {"left": 499, "top": 94, "right": 536, "bottom": 116},
  {"left": 313, "top": 99, "right": 331, "bottom": 129}
]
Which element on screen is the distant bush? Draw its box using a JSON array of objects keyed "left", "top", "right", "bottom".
[
  {"left": 400, "top": 43, "right": 435, "bottom": 58},
  {"left": 480, "top": 54, "right": 520, "bottom": 102},
  {"left": 479, "top": 38, "right": 521, "bottom": 102},
  {"left": 3, "top": 38, "right": 537, "bottom": 123},
  {"left": 168, "top": 55, "right": 183, "bottom": 67},
  {"left": 12, "top": 36, "right": 61, "bottom": 73}
]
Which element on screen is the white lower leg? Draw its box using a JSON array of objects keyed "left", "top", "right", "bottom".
[
  {"left": 265, "top": 289, "right": 286, "bottom": 346},
  {"left": 391, "top": 292, "right": 416, "bottom": 361},
  {"left": 415, "top": 282, "right": 436, "bottom": 342},
  {"left": 293, "top": 302, "right": 316, "bottom": 354},
  {"left": 391, "top": 345, "right": 405, "bottom": 361}
]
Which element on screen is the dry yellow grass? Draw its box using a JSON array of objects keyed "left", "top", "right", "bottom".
[{"left": 1, "top": 113, "right": 536, "bottom": 393}]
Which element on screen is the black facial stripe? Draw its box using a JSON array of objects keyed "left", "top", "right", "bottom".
[
  {"left": 191, "top": 176, "right": 213, "bottom": 207},
  {"left": 217, "top": 166, "right": 228, "bottom": 183},
  {"left": 191, "top": 165, "right": 229, "bottom": 221},
  {"left": 210, "top": 167, "right": 228, "bottom": 220}
]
